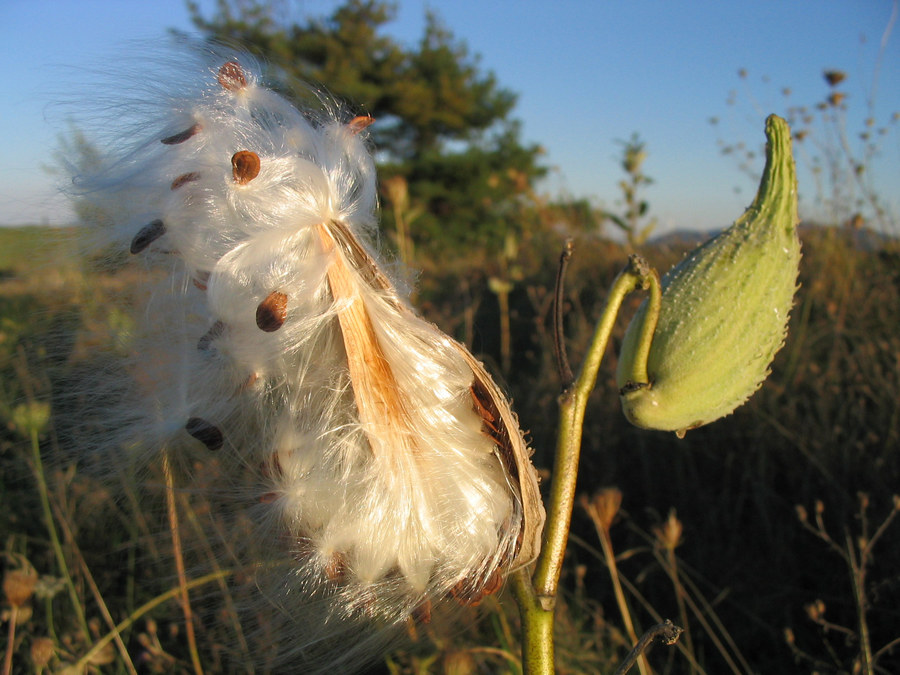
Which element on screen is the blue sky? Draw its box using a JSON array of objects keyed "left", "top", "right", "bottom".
[{"left": 2, "top": 0, "right": 898, "bottom": 232}]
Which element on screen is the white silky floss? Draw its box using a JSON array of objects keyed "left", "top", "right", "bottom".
[{"left": 74, "top": 47, "right": 544, "bottom": 669}]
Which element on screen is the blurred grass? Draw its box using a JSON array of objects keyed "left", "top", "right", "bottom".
[{"left": 1, "top": 222, "right": 898, "bottom": 673}]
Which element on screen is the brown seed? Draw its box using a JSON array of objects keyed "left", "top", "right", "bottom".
[
  {"left": 161, "top": 123, "right": 201, "bottom": 145},
  {"left": 239, "top": 372, "right": 259, "bottom": 391},
  {"left": 171, "top": 172, "right": 200, "bottom": 190},
  {"left": 256, "top": 291, "right": 288, "bottom": 332},
  {"left": 412, "top": 599, "right": 432, "bottom": 625},
  {"left": 323, "top": 553, "right": 348, "bottom": 584},
  {"left": 218, "top": 61, "right": 247, "bottom": 91},
  {"left": 185, "top": 417, "right": 224, "bottom": 451},
  {"left": 197, "top": 320, "right": 225, "bottom": 352},
  {"left": 450, "top": 568, "right": 503, "bottom": 607},
  {"left": 347, "top": 115, "right": 375, "bottom": 134},
  {"left": 232, "top": 150, "right": 261, "bottom": 185},
  {"left": 192, "top": 271, "right": 211, "bottom": 290},
  {"left": 130, "top": 219, "right": 166, "bottom": 254}
]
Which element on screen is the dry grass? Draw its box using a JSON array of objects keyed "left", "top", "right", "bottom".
[{"left": 1, "top": 222, "right": 898, "bottom": 673}]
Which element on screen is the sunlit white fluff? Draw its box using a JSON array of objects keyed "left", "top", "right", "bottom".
[{"left": 70, "top": 44, "right": 543, "bottom": 672}]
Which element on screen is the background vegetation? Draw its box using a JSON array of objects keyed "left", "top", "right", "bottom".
[{"left": 2, "top": 1, "right": 899, "bottom": 673}]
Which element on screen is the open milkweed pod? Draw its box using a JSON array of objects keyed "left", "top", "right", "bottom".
[
  {"left": 616, "top": 115, "right": 801, "bottom": 436},
  {"left": 70, "top": 48, "right": 543, "bottom": 672}
]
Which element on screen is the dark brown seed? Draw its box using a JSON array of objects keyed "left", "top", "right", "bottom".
[
  {"left": 161, "top": 123, "right": 201, "bottom": 145},
  {"left": 197, "top": 320, "right": 225, "bottom": 352},
  {"left": 218, "top": 61, "right": 246, "bottom": 91},
  {"left": 450, "top": 569, "right": 503, "bottom": 607},
  {"left": 232, "top": 150, "right": 261, "bottom": 185},
  {"left": 185, "top": 417, "right": 224, "bottom": 451},
  {"left": 171, "top": 172, "right": 200, "bottom": 190},
  {"left": 256, "top": 291, "right": 288, "bottom": 332},
  {"left": 130, "top": 219, "right": 166, "bottom": 254},
  {"left": 347, "top": 115, "right": 375, "bottom": 134}
]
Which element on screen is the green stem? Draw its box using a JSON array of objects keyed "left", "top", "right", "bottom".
[
  {"left": 620, "top": 258, "right": 661, "bottom": 387},
  {"left": 29, "top": 427, "right": 91, "bottom": 642},
  {"left": 518, "top": 256, "right": 660, "bottom": 674}
]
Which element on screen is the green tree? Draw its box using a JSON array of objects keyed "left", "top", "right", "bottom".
[{"left": 186, "top": 0, "right": 546, "bottom": 253}]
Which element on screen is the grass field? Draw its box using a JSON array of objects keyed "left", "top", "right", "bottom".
[{"left": 1, "top": 222, "right": 899, "bottom": 673}]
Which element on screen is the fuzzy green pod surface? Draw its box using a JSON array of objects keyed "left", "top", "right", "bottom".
[{"left": 616, "top": 114, "right": 801, "bottom": 435}]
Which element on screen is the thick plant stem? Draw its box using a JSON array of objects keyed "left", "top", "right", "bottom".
[{"left": 517, "top": 255, "right": 660, "bottom": 674}]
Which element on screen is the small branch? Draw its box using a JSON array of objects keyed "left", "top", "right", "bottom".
[
  {"left": 614, "top": 620, "right": 684, "bottom": 675},
  {"left": 553, "top": 239, "right": 575, "bottom": 388}
]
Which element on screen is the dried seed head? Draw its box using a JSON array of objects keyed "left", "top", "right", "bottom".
[
  {"left": 232, "top": 150, "right": 261, "bottom": 185},
  {"left": 590, "top": 487, "right": 623, "bottom": 532},
  {"left": 185, "top": 417, "right": 224, "bottom": 451},
  {"left": 30, "top": 637, "right": 54, "bottom": 668},
  {"left": 256, "top": 291, "right": 288, "bottom": 332},
  {"left": 218, "top": 61, "right": 247, "bottom": 91},
  {"left": 617, "top": 115, "right": 801, "bottom": 434},
  {"left": 130, "top": 219, "right": 166, "bottom": 254},
  {"left": 3, "top": 565, "right": 37, "bottom": 607},
  {"left": 161, "top": 123, "right": 201, "bottom": 145},
  {"left": 653, "top": 509, "right": 683, "bottom": 551},
  {"left": 88, "top": 642, "right": 116, "bottom": 666},
  {"left": 823, "top": 69, "right": 846, "bottom": 87},
  {"left": 805, "top": 599, "right": 826, "bottom": 622}
]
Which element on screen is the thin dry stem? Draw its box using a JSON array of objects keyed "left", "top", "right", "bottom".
[
  {"left": 2, "top": 606, "right": 16, "bottom": 675},
  {"left": 162, "top": 449, "right": 205, "bottom": 675},
  {"left": 553, "top": 239, "right": 575, "bottom": 387},
  {"left": 613, "top": 621, "right": 683, "bottom": 675},
  {"left": 50, "top": 486, "right": 137, "bottom": 674},
  {"left": 72, "top": 571, "right": 230, "bottom": 673}
]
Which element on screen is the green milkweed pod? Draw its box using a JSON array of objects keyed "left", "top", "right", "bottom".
[{"left": 617, "top": 114, "right": 801, "bottom": 436}]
